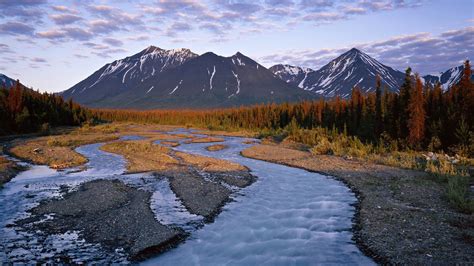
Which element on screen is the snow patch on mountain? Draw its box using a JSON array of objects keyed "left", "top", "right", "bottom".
[
  {"left": 209, "top": 65, "right": 216, "bottom": 90},
  {"left": 169, "top": 80, "right": 183, "bottom": 95},
  {"left": 147, "top": 86, "right": 154, "bottom": 94}
]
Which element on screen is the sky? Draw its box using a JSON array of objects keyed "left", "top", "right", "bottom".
[{"left": 0, "top": 0, "right": 473, "bottom": 93}]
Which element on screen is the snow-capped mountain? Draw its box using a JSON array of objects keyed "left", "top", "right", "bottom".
[
  {"left": 271, "top": 48, "right": 405, "bottom": 98},
  {"left": 62, "top": 46, "right": 198, "bottom": 105},
  {"left": 422, "top": 65, "right": 473, "bottom": 90},
  {"left": 63, "top": 47, "right": 316, "bottom": 108},
  {"left": 0, "top": 73, "right": 16, "bottom": 88},
  {"left": 269, "top": 64, "right": 315, "bottom": 88}
]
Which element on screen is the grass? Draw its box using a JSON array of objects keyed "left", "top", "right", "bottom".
[
  {"left": 206, "top": 144, "right": 227, "bottom": 151},
  {"left": 9, "top": 132, "right": 119, "bottom": 169},
  {"left": 446, "top": 175, "right": 474, "bottom": 214},
  {"left": 186, "top": 137, "right": 225, "bottom": 144},
  {"left": 175, "top": 151, "right": 247, "bottom": 172},
  {"left": 100, "top": 140, "right": 178, "bottom": 173}
]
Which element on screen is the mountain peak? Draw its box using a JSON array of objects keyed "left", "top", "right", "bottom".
[
  {"left": 201, "top": 51, "right": 220, "bottom": 58},
  {"left": 348, "top": 47, "right": 361, "bottom": 53},
  {"left": 143, "top": 45, "right": 164, "bottom": 53}
]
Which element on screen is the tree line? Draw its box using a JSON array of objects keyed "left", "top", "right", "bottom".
[
  {"left": 94, "top": 60, "right": 473, "bottom": 156},
  {"left": 0, "top": 81, "right": 90, "bottom": 136}
]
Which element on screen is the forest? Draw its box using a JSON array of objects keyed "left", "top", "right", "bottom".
[
  {"left": 0, "top": 81, "right": 90, "bottom": 136},
  {"left": 94, "top": 60, "right": 474, "bottom": 157}
]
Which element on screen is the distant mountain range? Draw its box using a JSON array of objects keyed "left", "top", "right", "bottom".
[
  {"left": 270, "top": 48, "right": 404, "bottom": 98},
  {"left": 421, "top": 65, "right": 472, "bottom": 90},
  {"left": 60, "top": 46, "right": 471, "bottom": 109},
  {"left": 270, "top": 48, "right": 472, "bottom": 98}
]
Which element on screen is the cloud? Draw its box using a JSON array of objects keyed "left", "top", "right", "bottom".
[
  {"left": 343, "top": 6, "right": 367, "bottom": 15},
  {"left": 50, "top": 14, "right": 83, "bottom": 25},
  {"left": 299, "top": 0, "right": 334, "bottom": 11},
  {"left": 74, "top": 54, "right": 89, "bottom": 59},
  {"left": 89, "top": 19, "right": 120, "bottom": 34},
  {"left": 83, "top": 42, "right": 109, "bottom": 50},
  {"left": 0, "top": 0, "right": 47, "bottom": 22},
  {"left": 51, "top": 5, "right": 79, "bottom": 13},
  {"left": 88, "top": 4, "right": 143, "bottom": 26},
  {"left": 265, "top": 0, "right": 294, "bottom": 5},
  {"left": 36, "top": 29, "right": 66, "bottom": 39},
  {"left": 126, "top": 35, "right": 150, "bottom": 41},
  {"left": 166, "top": 22, "right": 193, "bottom": 37},
  {"left": 258, "top": 26, "right": 474, "bottom": 74},
  {"left": 303, "top": 11, "right": 346, "bottom": 22},
  {"left": 103, "top": 37, "right": 123, "bottom": 46},
  {"left": 37, "top": 27, "right": 93, "bottom": 41},
  {"left": 31, "top": 57, "right": 47, "bottom": 63},
  {"left": 200, "top": 22, "right": 226, "bottom": 34},
  {"left": 0, "top": 43, "right": 14, "bottom": 54},
  {"left": 91, "top": 47, "right": 128, "bottom": 58},
  {"left": 0, "top": 0, "right": 46, "bottom": 9},
  {"left": 63, "top": 27, "right": 93, "bottom": 40},
  {"left": 0, "top": 22, "right": 35, "bottom": 35}
]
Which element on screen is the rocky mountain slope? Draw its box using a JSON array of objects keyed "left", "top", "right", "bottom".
[{"left": 63, "top": 48, "right": 316, "bottom": 109}]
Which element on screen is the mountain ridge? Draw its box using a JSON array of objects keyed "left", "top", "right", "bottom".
[{"left": 62, "top": 47, "right": 316, "bottom": 109}]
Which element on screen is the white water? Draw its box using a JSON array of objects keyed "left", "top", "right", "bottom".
[{"left": 0, "top": 131, "right": 373, "bottom": 265}]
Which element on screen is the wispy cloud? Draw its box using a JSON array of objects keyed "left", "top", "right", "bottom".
[
  {"left": 0, "top": 0, "right": 426, "bottom": 48},
  {"left": 50, "top": 14, "right": 83, "bottom": 25},
  {"left": 0, "top": 22, "right": 35, "bottom": 36}
]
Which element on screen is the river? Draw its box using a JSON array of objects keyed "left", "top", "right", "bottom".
[{"left": 0, "top": 130, "right": 373, "bottom": 265}]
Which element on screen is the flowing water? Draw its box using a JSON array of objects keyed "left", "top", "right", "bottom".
[{"left": 0, "top": 131, "right": 373, "bottom": 265}]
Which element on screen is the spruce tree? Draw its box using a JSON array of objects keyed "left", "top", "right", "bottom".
[
  {"left": 399, "top": 67, "right": 412, "bottom": 140},
  {"left": 375, "top": 75, "right": 383, "bottom": 137},
  {"left": 407, "top": 74, "right": 425, "bottom": 148}
]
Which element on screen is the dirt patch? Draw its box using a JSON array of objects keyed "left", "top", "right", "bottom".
[
  {"left": 8, "top": 134, "right": 118, "bottom": 169},
  {"left": 161, "top": 141, "right": 180, "bottom": 147},
  {"left": 196, "top": 129, "right": 257, "bottom": 138},
  {"left": 206, "top": 144, "right": 228, "bottom": 151},
  {"left": 15, "top": 179, "right": 185, "bottom": 261},
  {"left": 242, "top": 144, "right": 474, "bottom": 264},
  {"left": 100, "top": 140, "right": 179, "bottom": 173},
  {"left": 175, "top": 151, "right": 246, "bottom": 172},
  {"left": 185, "top": 137, "right": 224, "bottom": 144}
]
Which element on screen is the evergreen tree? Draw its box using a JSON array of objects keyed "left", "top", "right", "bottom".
[
  {"left": 399, "top": 67, "right": 412, "bottom": 139},
  {"left": 375, "top": 75, "right": 383, "bottom": 137},
  {"left": 407, "top": 75, "right": 425, "bottom": 148}
]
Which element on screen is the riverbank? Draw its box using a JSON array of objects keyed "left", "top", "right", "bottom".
[
  {"left": 241, "top": 144, "right": 474, "bottom": 264},
  {"left": 0, "top": 156, "right": 23, "bottom": 188}
]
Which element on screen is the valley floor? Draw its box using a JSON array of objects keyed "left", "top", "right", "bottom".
[{"left": 0, "top": 122, "right": 472, "bottom": 263}]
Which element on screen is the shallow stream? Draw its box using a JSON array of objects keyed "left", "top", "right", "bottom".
[{"left": 0, "top": 130, "right": 373, "bottom": 264}]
